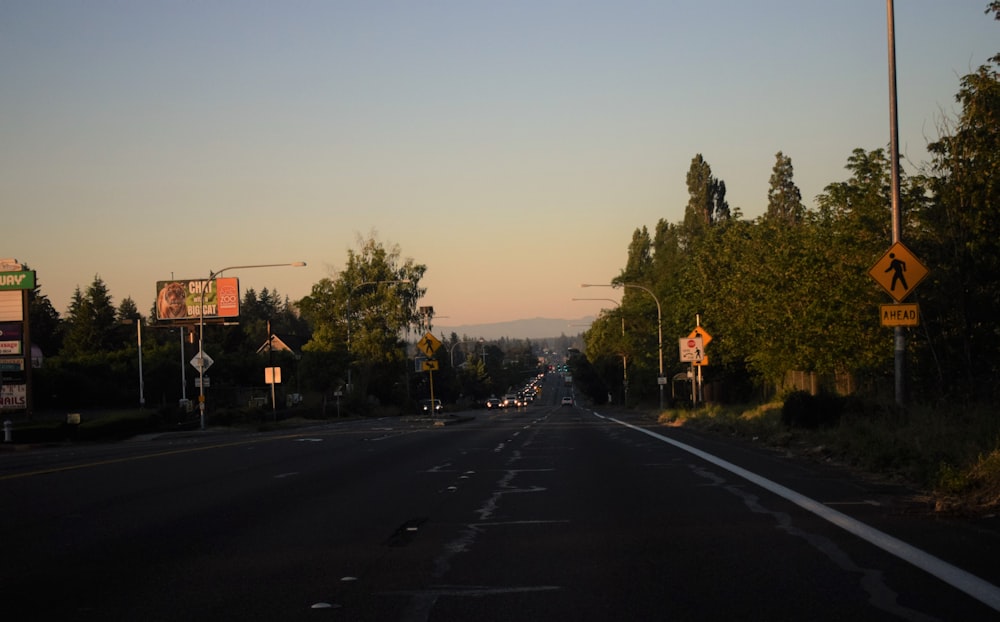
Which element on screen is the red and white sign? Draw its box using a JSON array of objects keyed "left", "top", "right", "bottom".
[
  {"left": 679, "top": 337, "right": 704, "bottom": 362},
  {"left": 0, "top": 383, "right": 27, "bottom": 410}
]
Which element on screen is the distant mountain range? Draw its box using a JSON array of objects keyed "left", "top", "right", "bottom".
[{"left": 434, "top": 316, "right": 595, "bottom": 341}]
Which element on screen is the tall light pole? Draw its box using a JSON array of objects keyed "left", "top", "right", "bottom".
[
  {"left": 120, "top": 319, "right": 145, "bottom": 409},
  {"left": 572, "top": 297, "right": 628, "bottom": 406},
  {"left": 582, "top": 283, "right": 664, "bottom": 411},
  {"left": 345, "top": 279, "right": 411, "bottom": 394},
  {"left": 198, "top": 261, "right": 306, "bottom": 430},
  {"left": 886, "top": 0, "right": 906, "bottom": 407}
]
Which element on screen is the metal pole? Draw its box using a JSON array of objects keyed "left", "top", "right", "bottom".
[
  {"left": 179, "top": 326, "right": 187, "bottom": 402},
  {"left": 137, "top": 320, "right": 145, "bottom": 408},
  {"left": 581, "top": 283, "right": 664, "bottom": 411},
  {"left": 198, "top": 276, "right": 208, "bottom": 430},
  {"left": 268, "top": 319, "right": 276, "bottom": 420},
  {"left": 623, "top": 284, "right": 663, "bottom": 412},
  {"left": 198, "top": 262, "right": 306, "bottom": 430},
  {"left": 887, "top": 0, "right": 905, "bottom": 406}
]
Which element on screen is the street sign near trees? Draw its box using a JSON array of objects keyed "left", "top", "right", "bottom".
[
  {"left": 868, "top": 242, "right": 928, "bottom": 303},
  {"left": 190, "top": 350, "right": 214, "bottom": 373}
]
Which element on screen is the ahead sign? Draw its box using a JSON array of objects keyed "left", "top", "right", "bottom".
[{"left": 880, "top": 303, "right": 920, "bottom": 327}]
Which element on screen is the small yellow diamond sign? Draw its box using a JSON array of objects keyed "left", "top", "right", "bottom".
[
  {"left": 417, "top": 332, "right": 442, "bottom": 358},
  {"left": 868, "top": 242, "right": 929, "bottom": 303}
]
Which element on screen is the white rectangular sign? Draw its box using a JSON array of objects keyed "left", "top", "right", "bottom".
[
  {"left": 679, "top": 336, "right": 704, "bottom": 362},
  {"left": 0, "top": 291, "right": 22, "bottom": 322}
]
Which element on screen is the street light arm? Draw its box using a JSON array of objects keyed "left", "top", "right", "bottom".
[
  {"left": 581, "top": 281, "right": 664, "bottom": 410},
  {"left": 198, "top": 261, "right": 306, "bottom": 431},
  {"left": 210, "top": 262, "right": 307, "bottom": 280}
]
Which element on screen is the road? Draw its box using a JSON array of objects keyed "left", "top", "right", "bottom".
[{"left": 2, "top": 373, "right": 999, "bottom": 621}]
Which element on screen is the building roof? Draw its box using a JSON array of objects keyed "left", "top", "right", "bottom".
[{"left": 256, "top": 333, "right": 306, "bottom": 356}]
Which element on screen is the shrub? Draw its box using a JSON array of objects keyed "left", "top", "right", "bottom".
[{"left": 781, "top": 390, "right": 844, "bottom": 429}]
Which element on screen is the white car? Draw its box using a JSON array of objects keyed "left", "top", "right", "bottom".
[{"left": 561, "top": 396, "right": 574, "bottom": 406}]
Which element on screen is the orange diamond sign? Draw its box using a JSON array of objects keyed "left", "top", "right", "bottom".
[{"left": 868, "top": 242, "right": 929, "bottom": 303}]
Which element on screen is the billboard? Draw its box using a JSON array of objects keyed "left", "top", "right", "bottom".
[{"left": 155, "top": 277, "right": 240, "bottom": 322}]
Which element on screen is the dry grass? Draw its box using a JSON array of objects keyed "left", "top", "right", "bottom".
[{"left": 658, "top": 401, "right": 1000, "bottom": 517}]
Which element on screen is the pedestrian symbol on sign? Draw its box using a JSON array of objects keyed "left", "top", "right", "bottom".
[
  {"left": 885, "top": 253, "right": 908, "bottom": 292},
  {"left": 868, "top": 242, "right": 928, "bottom": 303}
]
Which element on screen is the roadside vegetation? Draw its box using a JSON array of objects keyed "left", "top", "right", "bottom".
[
  {"left": 653, "top": 397, "right": 1000, "bottom": 518},
  {"left": 575, "top": 5, "right": 1000, "bottom": 517}
]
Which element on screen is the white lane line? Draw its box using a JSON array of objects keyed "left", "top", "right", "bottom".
[{"left": 597, "top": 411, "right": 1000, "bottom": 613}]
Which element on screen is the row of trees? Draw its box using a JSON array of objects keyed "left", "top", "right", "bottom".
[
  {"left": 579, "top": 6, "right": 1000, "bottom": 407},
  {"left": 22, "top": 236, "right": 555, "bottom": 415}
]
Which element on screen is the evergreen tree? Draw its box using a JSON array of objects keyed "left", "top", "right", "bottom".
[
  {"left": 27, "top": 273, "right": 63, "bottom": 356},
  {"left": 683, "top": 154, "right": 730, "bottom": 242},
  {"left": 619, "top": 226, "right": 652, "bottom": 284},
  {"left": 765, "top": 151, "right": 804, "bottom": 225},
  {"left": 61, "top": 275, "right": 118, "bottom": 357},
  {"left": 116, "top": 297, "right": 141, "bottom": 322}
]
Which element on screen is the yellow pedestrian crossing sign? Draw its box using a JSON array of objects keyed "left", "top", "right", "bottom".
[
  {"left": 417, "top": 332, "right": 442, "bottom": 358},
  {"left": 868, "top": 242, "right": 929, "bottom": 303}
]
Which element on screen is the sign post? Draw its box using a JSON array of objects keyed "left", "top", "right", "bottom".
[
  {"left": 868, "top": 239, "right": 930, "bottom": 405},
  {"left": 417, "top": 332, "right": 443, "bottom": 414}
]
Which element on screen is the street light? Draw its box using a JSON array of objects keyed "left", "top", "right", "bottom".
[
  {"left": 345, "top": 279, "right": 412, "bottom": 393},
  {"left": 198, "top": 261, "right": 306, "bottom": 430},
  {"left": 448, "top": 338, "right": 484, "bottom": 368},
  {"left": 581, "top": 282, "right": 664, "bottom": 411},
  {"left": 572, "top": 297, "right": 628, "bottom": 406}
]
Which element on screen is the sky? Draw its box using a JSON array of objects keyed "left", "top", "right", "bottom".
[{"left": 2, "top": 1, "right": 997, "bottom": 329}]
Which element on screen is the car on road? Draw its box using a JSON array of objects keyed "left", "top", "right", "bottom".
[
  {"left": 561, "top": 396, "right": 574, "bottom": 406},
  {"left": 485, "top": 398, "right": 501, "bottom": 409},
  {"left": 420, "top": 399, "right": 443, "bottom": 414}
]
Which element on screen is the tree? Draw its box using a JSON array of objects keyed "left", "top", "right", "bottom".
[
  {"left": 61, "top": 275, "right": 118, "bottom": 358},
  {"left": 116, "top": 297, "right": 141, "bottom": 322},
  {"left": 914, "top": 18, "right": 1000, "bottom": 398},
  {"left": 27, "top": 274, "right": 62, "bottom": 356},
  {"left": 765, "top": 151, "right": 804, "bottom": 225},
  {"left": 620, "top": 226, "right": 652, "bottom": 284},
  {"left": 683, "top": 154, "right": 730, "bottom": 241},
  {"left": 298, "top": 234, "right": 426, "bottom": 404}
]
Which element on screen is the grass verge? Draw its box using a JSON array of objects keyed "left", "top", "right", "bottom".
[{"left": 658, "top": 400, "right": 1000, "bottom": 517}]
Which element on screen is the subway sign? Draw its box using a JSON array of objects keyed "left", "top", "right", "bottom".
[{"left": 0, "top": 271, "right": 35, "bottom": 291}]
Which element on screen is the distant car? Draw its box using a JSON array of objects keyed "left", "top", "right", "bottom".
[
  {"left": 501, "top": 395, "right": 518, "bottom": 408},
  {"left": 561, "top": 396, "right": 574, "bottom": 406},
  {"left": 420, "top": 399, "right": 443, "bottom": 414},
  {"left": 485, "top": 398, "right": 501, "bottom": 409}
]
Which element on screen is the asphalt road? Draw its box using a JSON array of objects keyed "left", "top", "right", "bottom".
[{"left": 2, "top": 375, "right": 999, "bottom": 621}]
